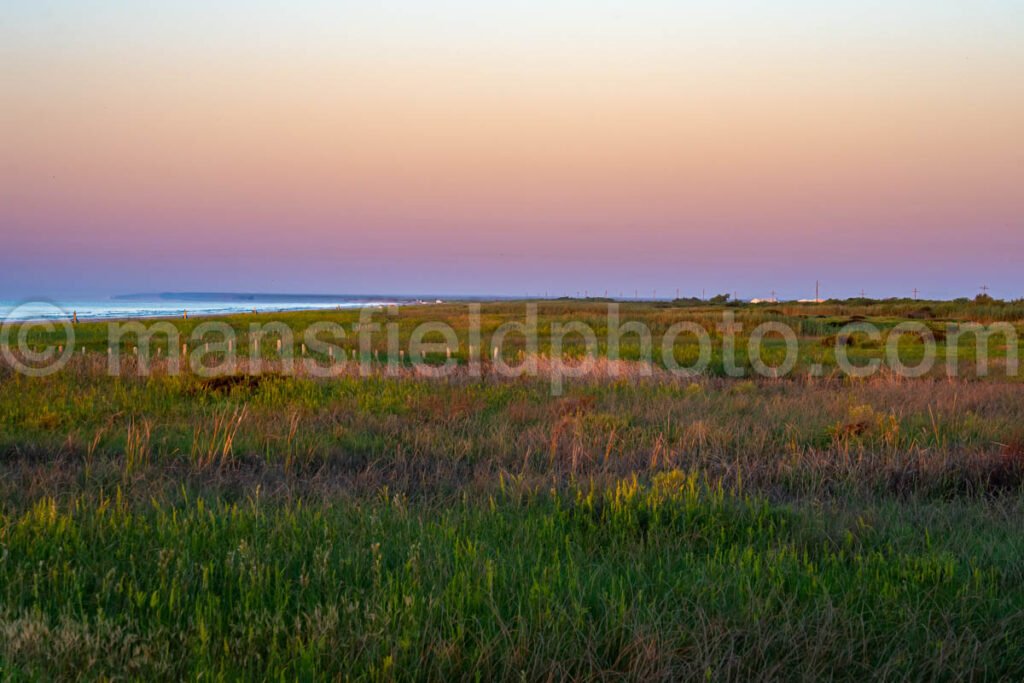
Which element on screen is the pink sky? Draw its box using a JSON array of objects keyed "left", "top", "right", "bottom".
[{"left": 2, "top": 2, "right": 1022, "bottom": 300}]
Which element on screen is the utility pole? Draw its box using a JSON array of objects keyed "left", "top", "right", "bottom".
[
  {"left": 770, "top": 289, "right": 777, "bottom": 302},
  {"left": 860, "top": 289, "right": 866, "bottom": 298},
  {"left": 980, "top": 284, "right": 990, "bottom": 296},
  {"left": 913, "top": 287, "right": 919, "bottom": 300}
]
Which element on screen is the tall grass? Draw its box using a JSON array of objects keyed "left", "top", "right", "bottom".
[
  {"left": 2, "top": 478, "right": 1023, "bottom": 680},
  {"left": 3, "top": 303, "right": 1024, "bottom": 678},
  {"left": 189, "top": 405, "right": 247, "bottom": 469}
]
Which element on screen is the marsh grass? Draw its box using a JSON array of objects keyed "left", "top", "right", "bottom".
[
  {"left": 7, "top": 301, "right": 1023, "bottom": 379},
  {"left": 2, "top": 477, "right": 1023, "bottom": 680},
  {"left": 3, "top": 303, "right": 1024, "bottom": 679}
]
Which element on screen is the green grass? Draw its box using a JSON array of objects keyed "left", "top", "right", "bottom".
[
  {"left": 11, "top": 301, "right": 1024, "bottom": 377},
  {"left": 3, "top": 302, "right": 1024, "bottom": 679},
  {"left": 4, "top": 478, "right": 1024, "bottom": 680}
]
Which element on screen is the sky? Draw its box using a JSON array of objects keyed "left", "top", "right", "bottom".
[{"left": 2, "top": 1, "right": 1022, "bottom": 301}]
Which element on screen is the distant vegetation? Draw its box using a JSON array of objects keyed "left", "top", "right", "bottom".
[{"left": 11, "top": 299, "right": 1023, "bottom": 376}]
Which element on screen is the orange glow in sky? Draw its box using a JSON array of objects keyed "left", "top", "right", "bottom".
[{"left": 2, "top": 2, "right": 1022, "bottom": 299}]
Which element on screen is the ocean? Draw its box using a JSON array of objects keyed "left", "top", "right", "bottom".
[{"left": 0, "top": 294, "right": 421, "bottom": 322}]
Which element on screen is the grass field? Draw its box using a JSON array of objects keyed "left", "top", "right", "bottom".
[{"left": 2, "top": 301, "right": 1024, "bottom": 679}]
